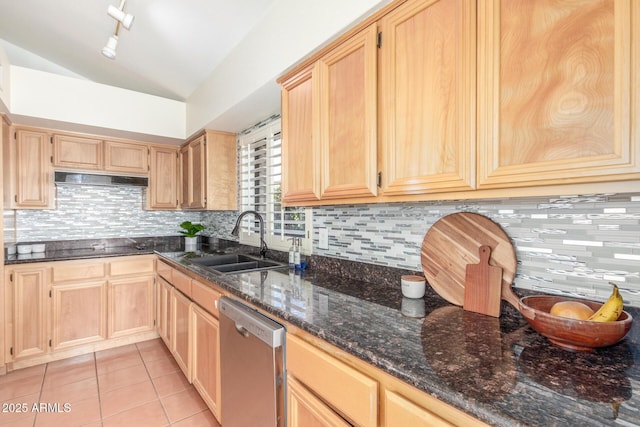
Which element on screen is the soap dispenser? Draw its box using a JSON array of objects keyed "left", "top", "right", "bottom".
[
  {"left": 293, "top": 238, "right": 302, "bottom": 270},
  {"left": 288, "top": 238, "right": 295, "bottom": 269}
]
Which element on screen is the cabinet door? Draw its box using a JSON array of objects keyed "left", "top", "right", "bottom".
[
  {"left": 384, "top": 389, "right": 453, "bottom": 427},
  {"left": 477, "top": 0, "right": 640, "bottom": 188},
  {"left": 104, "top": 140, "right": 149, "bottom": 175},
  {"left": 190, "top": 137, "right": 206, "bottom": 209},
  {"left": 318, "top": 23, "right": 378, "bottom": 200},
  {"left": 157, "top": 278, "right": 173, "bottom": 347},
  {"left": 180, "top": 137, "right": 206, "bottom": 209},
  {"left": 149, "top": 145, "right": 179, "bottom": 210},
  {"left": 52, "top": 134, "right": 103, "bottom": 170},
  {"left": 204, "top": 131, "right": 237, "bottom": 210},
  {"left": 51, "top": 281, "right": 107, "bottom": 351},
  {"left": 288, "top": 375, "right": 351, "bottom": 427},
  {"left": 7, "top": 267, "right": 49, "bottom": 360},
  {"left": 14, "top": 129, "right": 52, "bottom": 208},
  {"left": 281, "top": 66, "right": 321, "bottom": 203},
  {"left": 108, "top": 275, "right": 154, "bottom": 338},
  {"left": 171, "top": 288, "right": 191, "bottom": 381},
  {"left": 379, "top": 0, "right": 476, "bottom": 195},
  {"left": 191, "top": 304, "right": 221, "bottom": 422}
]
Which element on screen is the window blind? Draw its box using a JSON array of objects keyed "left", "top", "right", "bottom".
[{"left": 238, "top": 117, "right": 311, "bottom": 252}]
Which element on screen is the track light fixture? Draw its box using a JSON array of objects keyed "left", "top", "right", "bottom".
[{"left": 102, "top": 0, "right": 134, "bottom": 59}]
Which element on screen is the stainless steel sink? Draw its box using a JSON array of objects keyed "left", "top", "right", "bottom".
[{"left": 188, "top": 253, "right": 286, "bottom": 274}]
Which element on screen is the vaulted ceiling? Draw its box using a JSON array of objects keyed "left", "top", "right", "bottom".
[{"left": 0, "top": 0, "right": 277, "bottom": 101}]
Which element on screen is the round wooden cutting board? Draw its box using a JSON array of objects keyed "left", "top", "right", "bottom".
[{"left": 420, "top": 212, "right": 519, "bottom": 309}]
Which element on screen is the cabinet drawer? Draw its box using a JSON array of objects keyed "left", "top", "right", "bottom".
[
  {"left": 53, "top": 260, "right": 106, "bottom": 282},
  {"left": 287, "top": 335, "right": 378, "bottom": 427},
  {"left": 384, "top": 390, "right": 453, "bottom": 427},
  {"left": 172, "top": 269, "right": 191, "bottom": 297},
  {"left": 156, "top": 260, "right": 173, "bottom": 282},
  {"left": 110, "top": 256, "right": 155, "bottom": 276},
  {"left": 191, "top": 279, "right": 222, "bottom": 318}
]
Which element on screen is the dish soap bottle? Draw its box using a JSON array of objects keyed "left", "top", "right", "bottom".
[
  {"left": 294, "top": 238, "right": 302, "bottom": 270},
  {"left": 288, "top": 238, "right": 296, "bottom": 269}
]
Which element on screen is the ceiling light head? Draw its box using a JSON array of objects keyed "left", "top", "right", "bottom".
[
  {"left": 102, "top": 35, "right": 119, "bottom": 59},
  {"left": 107, "top": 4, "right": 135, "bottom": 30}
]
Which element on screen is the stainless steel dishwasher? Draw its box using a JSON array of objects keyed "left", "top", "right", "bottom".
[{"left": 219, "top": 297, "right": 286, "bottom": 427}]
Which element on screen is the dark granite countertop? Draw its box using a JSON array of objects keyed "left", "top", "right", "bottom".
[
  {"left": 158, "top": 250, "right": 640, "bottom": 427},
  {"left": 6, "top": 239, "right": 639, "bottom": 426}
]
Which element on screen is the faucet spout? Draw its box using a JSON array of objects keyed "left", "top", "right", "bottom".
[{"left": 232, "top": 210, "right": 268, "bottom": 258}]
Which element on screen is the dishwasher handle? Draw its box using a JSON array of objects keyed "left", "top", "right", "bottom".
[
  {"left": 235, "top": 324, "right": 250, "bottom": 338},
  {"left": 219, "top": 297, "right": 285, "bottom": 348}
]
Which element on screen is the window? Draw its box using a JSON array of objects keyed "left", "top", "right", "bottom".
[{"left": 237, "top": 116, "right": 312, "bottom": 254}]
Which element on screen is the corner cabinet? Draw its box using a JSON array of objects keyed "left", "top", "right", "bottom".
[
  {"left": 180, "top": 130, "right": 237, "bottom": 210},
  {"left": 476, "top": 0, "right": 640, "bottom": 188},
  {"left": 3, "top": 128, "right": 54, "bottom": 209}
]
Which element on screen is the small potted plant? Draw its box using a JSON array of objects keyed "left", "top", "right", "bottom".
[{"left": 179, "top": 221, "right": 205, "bottom": 251}]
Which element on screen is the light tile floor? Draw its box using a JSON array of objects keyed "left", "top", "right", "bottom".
[{"left": 0, "top": 339, "right": 221, "bottom": 427}]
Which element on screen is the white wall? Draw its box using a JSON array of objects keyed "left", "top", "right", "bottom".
[
  {"left": 186, "top": 0, "right": 392, "bottom": 134},
  {"left": 9, "top": 66, "right": 185, "bottom": 139},
  {"left": 0, "top": 43, "right": 10, "bottom": 114}
]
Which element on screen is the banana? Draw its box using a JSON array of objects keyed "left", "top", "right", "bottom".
[{"left": 588, "top": 282, "right": 624, "bottom": 322}]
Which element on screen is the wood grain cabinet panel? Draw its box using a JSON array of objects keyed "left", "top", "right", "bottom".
[
  {"left": 157, "top": 277, "right": 173, "bottom": 348},
  {"left": 384, "top": 389, "right": 453, "bottom": 427},
  {"left": 10, "top": 129, "right": 53, "bottom": 209},
  {"left": 109, "top": 255, "right": 154, "bottom": 277},
  {"left": 379, "top": 0, "right": 476, "bottom": 195},
  {"left": 318, "top": 23, "right": 378, "bottom": 200},
  {"left": 287, "top": 334, "right": 378, "bottom": 427},
  {"left": 104, "top": 140, "right": 149, "bottom": 175},
  {"left": 52, "top": 134, "right": 103, "bottom": 171},
  {"left": 287, "top": 374, "right": 351, "bottom": 427},
  {"left": 191, "top": 304, "right": 221, "bottom": 422},
  {"left": 6, "top": 266, "right": 50, "bottom": 360},
  {"left": 108, "top": 275, "right": 155, "bottom": 338},
  {"left": 477, "top": 0, "right": 640, "bottom": 188},
  {"left": 281, "top": 66, "right": 320, "bottom": 203},
  {"left": 171, "top": 287, "right": 192, "bottom": 381},
  {"left": 52, "top": 260, "right": 106, "bottom": 282},
  {"left": 148, "top": 145, "right": 179, "bottom": 210},
  {"left": 180, "top": 131, "right": 236, "bottom": 210},
  {"left": 51, "top": 281, "right": 107, "bottom": 351}
]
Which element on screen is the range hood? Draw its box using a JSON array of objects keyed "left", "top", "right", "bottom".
[{"left": 54, "top": 171, "right": 148, "bottom": 187}]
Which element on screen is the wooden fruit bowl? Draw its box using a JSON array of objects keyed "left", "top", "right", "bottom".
[{"left": 519, "top": 295, "right": 633, "bottom": 352}]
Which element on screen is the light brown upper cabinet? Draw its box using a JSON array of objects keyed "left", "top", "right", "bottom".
[
  {"left": 281, "top": 23, "right": 378, "bottom": 204},
  {"left": 279, "top": 0, "right": 639, "bottom": 205},
  {"left": 53, "top": 134, "right": 103, "bottom": 171},
  {"left": 281, "top": 66, "right": 319, "bottom": 203},
  {"left": 476, "top": 0, "right": 640, "bottom": 188},
  {"left": 104, "top": 140, "right": 149, "bottom": 175},
  {"left": 148, "top": 144, "right": 179, "bottom": 210},
  {"left": 378, "top": 0, "right": 476, "bottom": 195},
  {"left": 4, "top": 128, "right": 54, "bottom": 209},
  {"left": 319, "top": 23, "right": 379, "bottom": 200},
  {"left": 180, "top": 130, "right": 237, "bottom": 211}
]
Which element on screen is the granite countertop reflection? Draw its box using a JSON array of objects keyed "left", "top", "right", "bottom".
[{"left": 159, "top": 251, "right": 640, "bottom": 427}]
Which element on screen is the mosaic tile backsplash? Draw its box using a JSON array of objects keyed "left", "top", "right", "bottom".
[
  {"left": 313, "top": 193, "right": 640, "bottom": 306},
  {"left": 4, "top": 184, "right": 640, "bottom": 306}
]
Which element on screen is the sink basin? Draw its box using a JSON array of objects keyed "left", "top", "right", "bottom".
[{"left": 188, "top": 254, "right": 285, "bottom": 274}]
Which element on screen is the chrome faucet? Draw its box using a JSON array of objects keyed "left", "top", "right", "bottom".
[{"left": 231, "top": 210, "right": 268, "bottom": 259}]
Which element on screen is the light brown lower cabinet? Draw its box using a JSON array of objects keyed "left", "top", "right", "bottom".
[
  {"left": 5, "top": 266, "right": 50, "bottom": 361},
  {"left": 108, "top": 275, "right": 155, "bottom": 338},
  {"left": 286, "top": 332, "right": 490, "bottom": 427},
  {"left": 287, "top": 374, "right": 351, "bottom": 427},
  {"left": 171, "top": 288, "right": 191, "bottom": 381},
  {"left": 191, "top": 304, "right": 221, "bottom": 422},
  {"left": 51, "top": 281, "right": 107, "bottom": 351},
  {"left": 157, "top": 277, "right": 173, "bottom": 348},
  {"left": 3, "top": 255, "right": 158, "bottom": 369}
]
